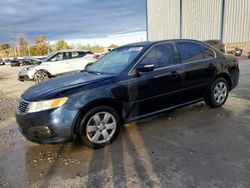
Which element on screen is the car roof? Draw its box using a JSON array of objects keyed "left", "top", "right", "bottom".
[
  {"left": 122, "top": 39, "right": 205, "bottom": 48},
  {"left": 204, "top": 39, "right": 221, "bottom": 42},
  {"left": 57, "top": 49, "right": 92, "bottom": 53}
]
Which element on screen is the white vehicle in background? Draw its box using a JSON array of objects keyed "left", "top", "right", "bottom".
[{"left": 18, "top": 50, "right": 98, "bottom": 83}]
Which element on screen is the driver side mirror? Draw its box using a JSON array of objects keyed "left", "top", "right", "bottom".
[{"left": 135, "top": 64, "right": 154, "bottom": 74}]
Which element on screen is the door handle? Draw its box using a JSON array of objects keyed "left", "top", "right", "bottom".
[
  {"left": 208, "top": 63, "right": 215, "bottom": 69},
  {"left": 170, "top": 71, "right": 179, "bottom": 78}
]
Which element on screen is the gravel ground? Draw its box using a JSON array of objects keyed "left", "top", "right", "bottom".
[
  {"left": 0, "top": 91, "right": 18, "bottom": 122},
  {"left": 0, "top": 65, "right": 33, "bottom": 126},
  {"left": 0, "top": 65, "right": 33, "bottom": 98}
]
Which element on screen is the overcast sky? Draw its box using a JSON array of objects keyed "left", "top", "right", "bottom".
[{"left": 0, "top": 0, "right": 146, "bottom": 46}]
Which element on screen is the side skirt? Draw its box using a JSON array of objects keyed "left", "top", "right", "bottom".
[{"left": 126, "top": 98, "right": 204, "bottom": 123}]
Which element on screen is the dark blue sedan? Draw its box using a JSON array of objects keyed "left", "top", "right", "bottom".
[{"left": 16, "top": 39, "right": 239, "bottom": 148}]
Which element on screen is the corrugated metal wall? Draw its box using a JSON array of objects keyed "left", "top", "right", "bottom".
[
  {"left": 147, "top": 0, "right": 250, "bottom": 43},
  {"left": 147, "top": 0, "right": 180, "bottom": 40},
  {"left": 223, "top": 0, "right": 250, "bottom": 43},
  {"left": 182, "top": 0, "right": 222, "bottom": 40}
]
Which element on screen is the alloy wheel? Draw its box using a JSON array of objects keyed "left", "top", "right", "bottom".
[
  {"left": 213, "top": 81, "right": 228, "bottom": 104},
  {"left": 34, "top": 71, "right": 49, "bottom": 83},
  {"left": 86, "top": 111, "right": 117, "bottom": 144}
]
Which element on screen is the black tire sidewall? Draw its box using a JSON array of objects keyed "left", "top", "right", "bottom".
[
  {"left": 207, "top": 78, "right": 229, "bottom": 108},
  {"left": 78, "top": 106, "right": 121, "bottom": 149}
]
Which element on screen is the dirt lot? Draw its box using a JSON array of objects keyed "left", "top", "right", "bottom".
[
  {"left": 0, "top": 66, "right": 33, "bottom": 128},
  {"left": 0, "top": 58, "right": 250, "bottom": 187},
  {"left": 0, "top": 66, "right": 33, "bottom": 97}
]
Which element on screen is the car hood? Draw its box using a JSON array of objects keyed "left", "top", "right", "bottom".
[
  {"left": 34, "top": 62, "right": 50, "bottom": 67},
  {"left": 22, "top": 71, "right": 115, "bottom": 101}
]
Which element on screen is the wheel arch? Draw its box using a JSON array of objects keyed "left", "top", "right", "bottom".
[
  {"left": 72, "top": 98, "right": 124, "bottom": 136},
  {"left": 215, "top": 73, "right": 232, "bottom": 90},
  {"left": 34, "top": 69, "right": 52, "bottom": 77}
]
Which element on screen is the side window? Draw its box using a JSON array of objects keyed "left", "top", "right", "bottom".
[
  {"left": 140, "top": 43, "right": 176, "bottom": 69},
  {"left": 72, "top": 52, "right": 85, "bottom": 58},
  {"left": 63, "top": 52, "right": 71, "bottom": 60},
  {"left": 177, "top": 42, "right": 215, "bottom": 63}
]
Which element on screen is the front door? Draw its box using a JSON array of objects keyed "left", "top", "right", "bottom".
[{"left": 127, "top": 42, "right": 183, "bottom": 119}]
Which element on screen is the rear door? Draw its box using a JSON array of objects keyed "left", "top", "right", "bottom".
[
  {"left": 71, "top": 51, "right": 91, "bottom": 70},
  {"left": 176, "top": 41, "right": 217, "bottom": 102}
]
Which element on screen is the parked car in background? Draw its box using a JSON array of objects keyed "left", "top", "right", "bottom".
[
  {"left": 20, "top": 57, "right": 42, "bottom": 66},
  {"left": 234, "top": 47, "right": 243, "bottom": 57},
  {"left": 11, "top": 58, "right": 21, "bottom": 67},
  {"left": 227, "top": 46, "right": 244, "bottom": 57},
  {"left": 3, "top": 58, "right": 12, "bottom": 65},
  {"left": 18, "top": 50, "right": 98, "bottom": 83},
  {"left": 16, "top": 39, "right": 239, "bottom": 149},
  {"left": 0, "top": 58, "right": 4, "bottom": 65},
  {"left": 204, "top": 40, "right": 225, "bottom": 53},
  {"left": 108, "top": 48, "right": 114, "bottom": 52}
]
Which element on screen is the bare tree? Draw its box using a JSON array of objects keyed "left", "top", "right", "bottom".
[{"left": 17, "top": 34, "right": 28, "bottom": 57}]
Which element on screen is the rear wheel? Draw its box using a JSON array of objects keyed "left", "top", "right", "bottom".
[
  {"left": 205, "top": 78, "right": 229, "bottom": 108},
  {"left": 78, "top": 106, "right": 121, "bottom": 149},
  {"left": 34, "top": 70, "right": 50, "bottom": 83}
]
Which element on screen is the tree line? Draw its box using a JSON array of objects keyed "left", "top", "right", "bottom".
[{"left": 0, "top": 34, "right": 118, "bottom": 58}]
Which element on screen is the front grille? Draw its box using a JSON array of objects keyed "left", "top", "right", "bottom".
[
  {"left": 18, "top": 75, "right": 29, "bottom": 80},
  {"left": 18, "top": 99, "right": 30, "bottom": 114}
]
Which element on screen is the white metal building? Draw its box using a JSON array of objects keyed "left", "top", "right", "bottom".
[{"left": 147, "top": 0, "right": 250, "bottom": 43}]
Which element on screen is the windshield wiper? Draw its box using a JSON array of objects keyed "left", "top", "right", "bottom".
[{"left": 85, "top": 70, "right": 103, "bottom": 74}]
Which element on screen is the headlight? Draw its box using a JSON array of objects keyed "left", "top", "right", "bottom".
[{"left": 28, "top": 97, "right": 68, "bottom": 113}]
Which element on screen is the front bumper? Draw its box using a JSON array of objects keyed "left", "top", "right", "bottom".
[
  {"left": 18, "top": 68, "right": 36, "bottom": 81},
  {"left": 18, "top": 75, "right": 32, "bottom": 81},
  {"left": 16, "top": 106, "right": 79, "bottom": 144}
]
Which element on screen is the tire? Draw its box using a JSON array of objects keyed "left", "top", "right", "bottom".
[
  {"left": 78, "top": 106, "right": 121, "bottom": 149},
  {"left": 34, "top": 70, "right": 50, "bottom": 83},
  {"left": 205, "top": 78, "right": 229, "bottom": 108}
]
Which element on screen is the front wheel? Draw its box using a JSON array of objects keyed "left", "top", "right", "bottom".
[
  {"left": 205, "top": 78, "right": 229, "bottom": 108},
  {"left": 78, "top": 106, "right": 121, "bottom": 149},
  {"left": 34, "top": 70, "right": 50, "bottom": 83}
]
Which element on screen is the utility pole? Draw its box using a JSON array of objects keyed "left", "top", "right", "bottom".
[
  {"left": 47, "top": 41, "right": 50, "bottom": 54},
  {"left": 28, "top": 45, "right": 31, "bottom": 57},
  {"left": 8, "top": 29, "right": 16, "bottom": 57}
]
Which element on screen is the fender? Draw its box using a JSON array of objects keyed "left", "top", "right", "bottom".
[
  {"left": 65, "top": 85, "right": 118, "bottom": 111},
  {"left": 33, "top": 63, "right": 52, "bottom": 75}
]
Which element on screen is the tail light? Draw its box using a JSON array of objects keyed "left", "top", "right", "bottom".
[
  {"left": 235, "top": 58, "right": 239, "bottom": 68},
  {"left": 93, "top": 55, "right": 100, "bottom": 60}
]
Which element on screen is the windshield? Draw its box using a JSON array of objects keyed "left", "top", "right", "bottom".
[
  {"left": 86, "top": 46, "right": 143, "bottom": 74},
  {"left": 43, "top": 52, "right": 57, "bottom": 62}
]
